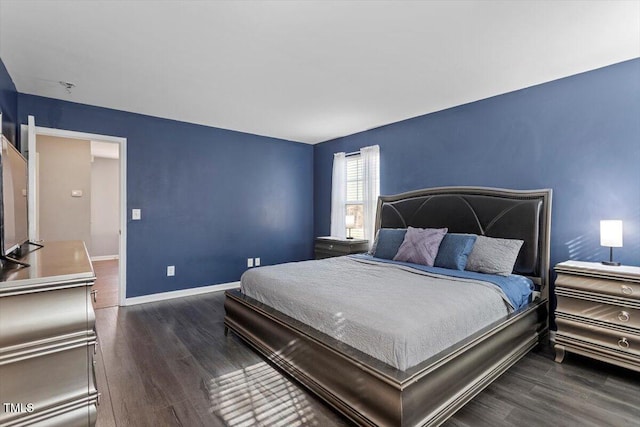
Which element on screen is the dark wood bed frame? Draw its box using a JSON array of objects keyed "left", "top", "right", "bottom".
[{"left": 224, "top": 186, "right": 552, "bottom": 426}]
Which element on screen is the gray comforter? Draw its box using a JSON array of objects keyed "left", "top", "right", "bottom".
[{"left": 240, "top": 256, "right": 511, "bottom": 371}]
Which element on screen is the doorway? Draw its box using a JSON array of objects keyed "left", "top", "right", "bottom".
[{"left": 22, "top": 117, "right": 127, "bottom": 306}]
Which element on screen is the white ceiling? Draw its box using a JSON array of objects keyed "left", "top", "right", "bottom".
[{"left": 1, "top": 1, "right": 638, "bottom": 144}]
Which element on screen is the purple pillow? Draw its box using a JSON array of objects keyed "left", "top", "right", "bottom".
[{"left": 393, "top": 227, "right": 448, "bottom": 266}]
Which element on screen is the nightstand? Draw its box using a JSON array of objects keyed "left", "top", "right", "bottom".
[
  {"left": 554, "top": 260, "right": 640, "bottom": 372},
  {"left": 314, "top": 237, "right": 369, "bottom": 259}
]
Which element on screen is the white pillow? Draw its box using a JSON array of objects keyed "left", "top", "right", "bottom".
[{"left": 465, "top": 235, "right": 523, "bottom": 276}]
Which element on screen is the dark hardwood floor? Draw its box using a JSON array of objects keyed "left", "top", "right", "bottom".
[{"left": 94, "top": 292, "right": 640, "bottom": 426}]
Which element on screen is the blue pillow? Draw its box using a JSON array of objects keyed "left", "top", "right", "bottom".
[
  {"left": 373, "top": 228, "right": 407, "bottom": 259},
  {"left": 434, "top": 233, "right": 477, "bottom": 270}
]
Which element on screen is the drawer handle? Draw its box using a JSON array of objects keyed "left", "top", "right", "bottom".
[
  {"left": 618, "top": 337, "right": 630, "bottom": 350},
  {"left": 329, "top": 244, "right": 334, "bottom": 249},
  {"left": 97, "top": 392, "right": 102, "bottom": 406},
  {"left": 618, "top": 311, "right": 630, "bottom": 322},
  {"left": 621, "top": 285, "right": 633, "bottom": 295},
  {"left": 91, "top": 289, "right": 98, "bottom": 302}
]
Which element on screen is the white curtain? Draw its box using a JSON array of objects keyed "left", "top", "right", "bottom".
[
  {"left": 330, "top": 152, "right": 347, "bottom": 238},
  {"left": 361, "top": 145, "right": 380, "bottom": 249}
]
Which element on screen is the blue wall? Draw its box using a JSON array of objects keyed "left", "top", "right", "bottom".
[
  {"left": 314, "top": 59, "right": 640, "bottom": 269},
  {"left": 0, "top": 58, "right": 18, "bottom": 144},
  {"left": 7, "top": 56, "right": 640, "bottom": 300},
  {"left": 18, "top": 94, "right": 314, "bottom": 297}
]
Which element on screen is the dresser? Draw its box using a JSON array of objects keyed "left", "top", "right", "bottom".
[
  {"left": 314, "top": 237, "right": 369, "bottom": 259},
  {"left": 554, "top": 260, "right": 640, "bottom": 372},
  {"left": 0, "top": 241, "right": 98, "bottom": 426}
]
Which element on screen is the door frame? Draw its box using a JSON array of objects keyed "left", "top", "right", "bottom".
[{"left": 22, "top": 120, "right": 128, "bottom": 306}]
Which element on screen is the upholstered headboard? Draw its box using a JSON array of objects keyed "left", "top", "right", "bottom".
[{"left": 375, "top": 187, "right": 552, "bottom": 293}]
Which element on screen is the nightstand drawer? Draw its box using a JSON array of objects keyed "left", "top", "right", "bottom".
[
  {"left": 554, "top": 261, "right": 640, "bottom": 371},
  {"left": 314, "top": 237, "right": 369, "bottom": 259},
  {"left": 556, "top": 317, "right": 640, "bottom": 357},
  {"left": 556, "top": 273, "right": 640, "bottom": 302},
  {"left": 556, "top": 295, "right": 640, "bottom": 330},
  {"left": 315, "top": 241, "right": 343, "bottom": 252}
]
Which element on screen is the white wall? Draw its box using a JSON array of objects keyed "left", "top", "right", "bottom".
[
  {"left": 90, "top": 157, "right": 119, "bottom": 257},
  {"left": 37, "top": 135, "right": 92, "bottom": 246}
]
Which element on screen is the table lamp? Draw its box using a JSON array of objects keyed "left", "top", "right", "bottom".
[
  {"left": 345, "top": 215, "right": 355, "bottom": 239},
  {"left": 600, "top": 220, "right": 623, "bottom": 266}
]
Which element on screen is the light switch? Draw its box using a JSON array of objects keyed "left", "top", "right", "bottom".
[
  {"left": 132, "top": 209, "right": 141, "bottom": 220},
  {"left": 71, "top": 190, "right": 83, "bottom": 197}
]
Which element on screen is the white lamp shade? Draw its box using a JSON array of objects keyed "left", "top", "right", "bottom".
[
  {"left": 600, "top": 220, "right": 623, "bottom": 247},
  {"left": 345, "top": 215, "right": 356, "bottom": 228}
]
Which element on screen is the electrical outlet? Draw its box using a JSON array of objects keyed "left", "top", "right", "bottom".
[
  {"left": 167, "top": 265, "right": 175, "bottom": 276},
  {"left": 255, "top": 257, "right": 261, "bottom": 267},
  {"left": 132, "top": 209, "right": 142, "bottom": 220},
  {"left": 247, "top": 258, "right": 254, "bottom": 268}
]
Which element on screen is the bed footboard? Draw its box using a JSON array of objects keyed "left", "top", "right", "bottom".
[{"left": 224, "top": 290, "right": 547, "bottom": 427}]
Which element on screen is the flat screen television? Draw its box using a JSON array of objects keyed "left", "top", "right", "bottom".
[{"left": 1, "top": 135, "right": 29, "bottom": 257}]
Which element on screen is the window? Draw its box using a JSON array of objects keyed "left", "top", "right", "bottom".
[
  {"left": 345, "top": 154, "right": 364, "bottom": 239},
  {"left": 331, "top": 145, "right": 379, "bottom": 246}
]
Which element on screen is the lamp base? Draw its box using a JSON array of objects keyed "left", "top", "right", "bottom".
[{"left": 601, "top": 261, "right": 621, "bottom": 266}]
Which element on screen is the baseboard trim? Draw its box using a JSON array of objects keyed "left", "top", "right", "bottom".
[
  {"left": 124, "top": 281, "right": 240, "bottom": 306},
  {"left": 91, "top": 255, "right": 119, "bottom": 262}
]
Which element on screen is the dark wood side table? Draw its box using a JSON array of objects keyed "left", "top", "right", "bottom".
[{"left": 314, "top": 237, "right": 369, "bottom": 259}]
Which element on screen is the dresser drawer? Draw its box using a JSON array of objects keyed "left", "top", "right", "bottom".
[
  {"left": 556, "top": 273, "right": 640, "bottom": 302},
  {"left": 27, "top": 403, "right": 97, "bottom": 427},
  {"left": 556, "top": 295, "right": 640, "bottom": 330},
  {"left": 0, "top": 336, "right": 98, "bottom": 426},
  {"left": 556, "top": 317, "right": 640, "bottom": 358},
  {"left": 0, "top": 285, "right": 95, "bottom": 349}
]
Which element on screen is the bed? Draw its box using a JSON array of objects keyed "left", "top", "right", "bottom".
[{"left": 224, "top": 186, "right": 552, "bottom": 426}]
